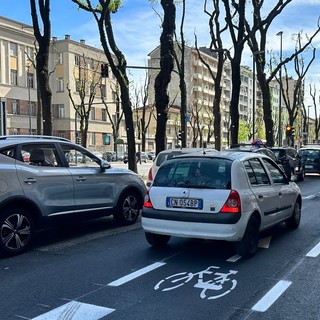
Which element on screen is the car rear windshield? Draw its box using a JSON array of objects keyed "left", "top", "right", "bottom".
[
  {"left": 153, "top": 158, "right": 232, "bottom": 189},
  {"left": 299, "top": 149, "right": 320, "bottom": 160}
]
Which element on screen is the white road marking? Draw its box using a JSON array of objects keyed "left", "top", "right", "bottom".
[
  {"left": 32, "top": 301, "right": 114, "bottom": 320},
  {"left": 258, "top": 236, "right": 272, "bottom": 249},
  {"left": 227, "top": 254, "right": 242, "bottom": 262},
  {"left": 302, "top": 195, "right": 316, "bottom": 200},
  {"left": 108, "top": 262, "right": 166, "bottom": 287},
  {"left": 252, "top": 280, "right": 292, "bottom": 312},
  {"left": 306, "top": 242, "right": 320, "bottom": 257}
]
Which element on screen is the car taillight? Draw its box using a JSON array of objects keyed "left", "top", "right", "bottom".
[
  {"left": 220, "top": 190, "right": 241, "bottom": 213},
  {"left": 147, "top": 167, "right": 153, "bottom": 182},
  {"left": 143, "top": 190, "right": 153, "bottom": 208}
]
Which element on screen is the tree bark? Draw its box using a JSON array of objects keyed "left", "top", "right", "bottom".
[{"left": 154, "top": 0, "right": 176, "bottom": 155}]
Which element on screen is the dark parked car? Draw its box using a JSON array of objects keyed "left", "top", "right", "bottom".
[
  {"left": 298, "top": 146, "right": 320, "bottom": 174},
  {"left": 227, "top": 144, "right": 280, "bottom": 165},
  {"left": 271, "top": 147, "right": 305, "bottom": 181},
  {"left": 0, "top": 135, "right": 146, "bottom": 256}
]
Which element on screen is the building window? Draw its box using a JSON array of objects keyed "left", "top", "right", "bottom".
[
  {"left": 102, "top": 109, "right": 107, "bottom": 121},
  {"left": 57, "top": 52, "right": 63, "bottom": 64},
  {"left": 58, "top": 104, "right": 65, "bottom": 118},
  {"left": 57, "top": 78, "right": 64, "bottom": 92},
  {"left": 100, "top": 84, "right": 106, "bottom": 98},
  {"left": 26, "top": 47, "right": 34, "bottom": 60},
  {"left": 87, "top": 59, "right": 94, "bottom": 70},
  {"left": 10, "top": 70, "right": 17, "bottom": 85},
  {"left": 75, "top": 54, "right": 80, "bottom": 66},
  {"left": 11, "top": 100, "right": 20, "bottom": 115},
  {"left": 75, "top": 79, "right": 81, "bottom": 92},
  {"left": 10, "top": 43, "right": 18, "bottom": 56},
  {"left": 27, "top": 73, "right": 34, "bottom": 88},
  {"left": 30, "top": 103, "right": 35, "bottom": 117},
  {"left": 90, "top": 132, "right": 95, "bottom": 145},
  {"left": 90, "top": 107, "right": 95, "bottom": 120},
  {"left": 57, "top": 131, "right": 65, "bottom": 138},
  {"left": 112, "top": 91, "right": 117, "bottom": 102}
]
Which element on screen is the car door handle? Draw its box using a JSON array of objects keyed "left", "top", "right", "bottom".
[
  {"left": 278, "top": 192, "right": 282, "bottom": 196},
  {"left": 258, "top": 194, "right": 263, "bottom": 199},
  {"left": 24, "top": 178, "right": 37, "bottom": 184},
  {"left": 76, "top": 176, "right": 86, "bottom": 182}
]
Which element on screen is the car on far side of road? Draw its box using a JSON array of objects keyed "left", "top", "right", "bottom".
[
  {"left": 147, "top": 151, "right": 155, "bottom": 161},
  {"left": 298, "top": 146, "right": 320, "bottom": 175},
  {"left": 271, "top": 146, "right": 305, "bottom": 181},
  {"left": 0, "top": 135, "right": 146, "bottom": 256},
  {"left": 142, "top": 151, "right": 301, "bottom": 258}
]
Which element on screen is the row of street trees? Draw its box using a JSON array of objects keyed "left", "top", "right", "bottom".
[{"left": 29, "top": 0, "right": 320, "bottom": 172}]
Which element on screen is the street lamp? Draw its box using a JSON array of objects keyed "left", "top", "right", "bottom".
[{"left": 277, "top": 31, "right": 283, "bottom": 146}]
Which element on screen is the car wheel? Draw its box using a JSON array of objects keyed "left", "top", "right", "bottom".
[
  {"left": 0, "top": 207, "right": 34, "bottom": 256},
  {"left": 286, "top": 201, "right": 301, "bottom": 229},
  {"left": 234, "top": 215, "right": 260, "bottom": 258},
  {"left": 297, "top": 168, "right": 305, "bottom": 182},
  {"left": 145, "top": 232, "right": 171, "bottom": 247},
  {"left": 114, "top": 191, "right": 141, "bottom": 226}
]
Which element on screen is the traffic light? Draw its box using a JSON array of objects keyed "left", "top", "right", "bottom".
[
  {"left": 178, "top": 130, "right": 182, "bottom": 140},
  {"left": 76, "top": 137, "right": 81, "bottom": 144},
  {"left": 285, "top": 125, "right": 292, "bottom": 137},
  {"left": 291, "top": 126, "right": 295, "bottom": 136},
  {"left": 101, "top": 64, "right": 109, "bottom": 78}
]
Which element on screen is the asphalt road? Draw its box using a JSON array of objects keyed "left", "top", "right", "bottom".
[{"left": 1, "top": 175, "right": 320, "bottom": 319}]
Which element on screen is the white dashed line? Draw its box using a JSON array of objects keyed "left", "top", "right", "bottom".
[
  {"left": 306, "top": 242, "right": 320, "bottom": 257},
  {"left": 32, "top": 301, "right": 115, "bottom": 320},
  {"left": 108, "top": 262, "right": 166, "bottom": 286},
  {"left": 252, "top": 280, "right": 292, "bottom": 312}
]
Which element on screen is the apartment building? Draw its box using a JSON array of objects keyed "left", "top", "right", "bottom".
[
  {"left": 147, "top": 45, "right": 260, "bottom": 148},
  {"left": 147, "top": 44, "right": 293, "bottom": 148},
  {"left": 0, "top": 16, "right": 127, "bottom": 154},
  {"left": 0, "top": 16, "right": 36, "bottom": 136}
]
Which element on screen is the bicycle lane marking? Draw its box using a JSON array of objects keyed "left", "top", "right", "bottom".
[
  {"left": 108, "top": 262, "right": 166, "bottom": 286},
  {"left": 154, "top": 266, "right": 238, "bottom": 300}
]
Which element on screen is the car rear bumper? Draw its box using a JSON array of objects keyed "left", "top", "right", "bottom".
[
  {"left": 142, "top": 217, "right": 246, "bottom": 241},
  {"left": 142, "top": 206, "right": 246, "bottom": 242}
]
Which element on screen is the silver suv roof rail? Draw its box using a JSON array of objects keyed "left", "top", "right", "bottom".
[{"left": 0, "top": 135, "right": 70, "bottom": 142}]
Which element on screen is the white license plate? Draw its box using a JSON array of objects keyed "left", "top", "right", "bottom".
[
  {"left": 305, "top": 165, "right": 313, "bottom": 169},
  {"left": 166, "top": 197, "right": 203, "bottom": 209}
]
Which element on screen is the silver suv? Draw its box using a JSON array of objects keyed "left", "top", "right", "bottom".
[{"left": 0, "top": 135, "right": 146, "bottom": 256}]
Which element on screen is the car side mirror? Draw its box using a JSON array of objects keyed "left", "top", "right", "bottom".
[{"left": 100, "top": 160, "right": 111, "bottom": 170}]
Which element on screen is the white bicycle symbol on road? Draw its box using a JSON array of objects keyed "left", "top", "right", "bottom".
[{"left": 154, "top": 266, "right": 238, "bottom": 300}]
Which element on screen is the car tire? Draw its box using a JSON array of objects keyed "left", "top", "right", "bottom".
[
  {"left": 113, "top": 191, "right": 141, "bottom": 226},
  {"left": 286, "top": 201, "right": 301, "bottom": 229},
  {"left": 234, "top": 215, "right": 260, "bottom": 258},
  {"left": 145, "top": 232, "right": 170, "bottom": 247},
  {"left": 0, "top": 207, "right": 34, "bottom": 256},
  {"left": 297, "top": 168, "right": 305, "bottom": 182}
]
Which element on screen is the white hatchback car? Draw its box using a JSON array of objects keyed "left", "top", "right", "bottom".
[{"left": 142, "top": 151, "right": 302, "bottom": 258}]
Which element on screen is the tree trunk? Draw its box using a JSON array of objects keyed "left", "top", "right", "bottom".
[
  {"left": 229, "top": 58, "right": 241, "bottom": 146},
  {"left": 154, "top": 0, "right": 176, "bottom": 155}
]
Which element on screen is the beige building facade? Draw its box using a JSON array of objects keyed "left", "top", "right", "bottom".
[{"left": 0, "top": 16, "right": 128, "bottom": 154}]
